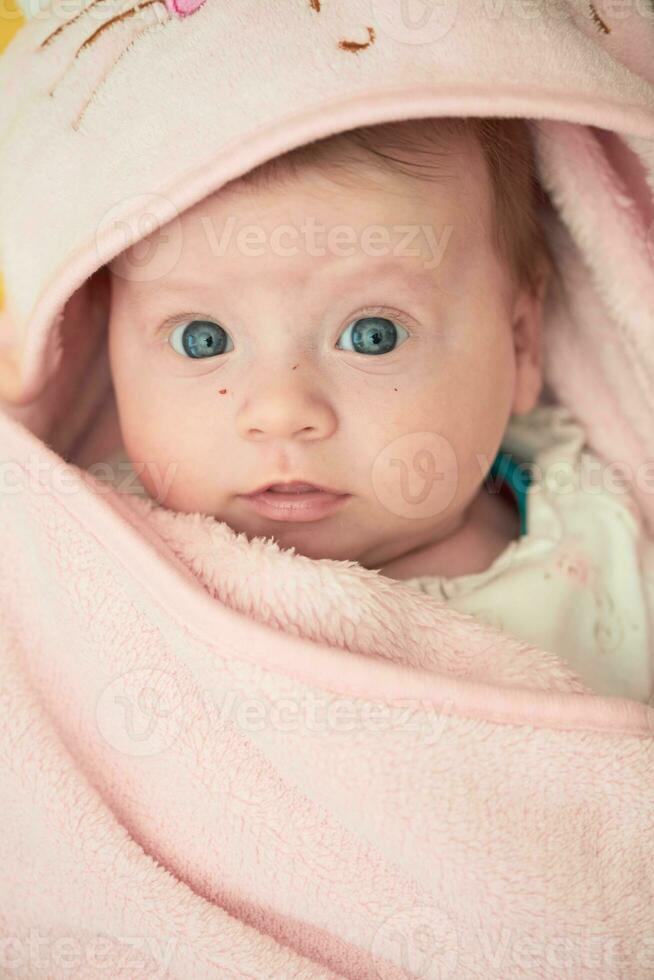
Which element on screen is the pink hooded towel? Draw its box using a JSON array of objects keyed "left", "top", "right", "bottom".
[{"left": 1, "top": 1, "right": 654, "bottom": 976}]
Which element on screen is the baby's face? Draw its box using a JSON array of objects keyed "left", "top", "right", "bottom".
[{"left": 108, "top": 132, "right": 543, "bottom": 570}]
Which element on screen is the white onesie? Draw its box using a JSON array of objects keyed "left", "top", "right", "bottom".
[
  {"left": 97, "top": 404, "right": 654, "bottom": 705},
  {"left": 402, "top": 404, "right": 654, "bottom": 704}
]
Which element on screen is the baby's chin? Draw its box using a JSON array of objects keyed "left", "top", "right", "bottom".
[
  {"left": 139, "top": 480, "right": 470, "bottom": 571},
  {"left": 135, "top": 479, "right": 350, "bottom": 553},
  {"left": 137, "top": 471, "right": 474, "bottom": 571},
  {"left": 223, "top": 501, "right": 364, "bottom": 563}
]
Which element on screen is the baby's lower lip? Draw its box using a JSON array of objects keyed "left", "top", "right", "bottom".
[{"left": 238, "top": 488, "right": 351, "bottom": 522}]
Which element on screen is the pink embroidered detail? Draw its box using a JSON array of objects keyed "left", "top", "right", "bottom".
[
  {"left": 164, "top": 0, "right": 207, "bottom": 16},
  {"left": 552, "top": 546, "right": 591, "bottom": 587}
]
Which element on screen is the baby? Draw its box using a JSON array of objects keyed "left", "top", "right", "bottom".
[
  {"left": 103, "top": 115, "right": 653, "bottom": 703},
  {"left": 106, "top": 116, "right": 549, "bottom": 572}
]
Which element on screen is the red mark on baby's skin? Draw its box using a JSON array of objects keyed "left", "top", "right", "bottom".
[
  {"left": 219, "top": 388, "right": 227, "bottom": 394},
  {"left": 338, "top": 26, "right": 375, "bottom": 52},
  {"left": 292, "top": 365, "right": 298, "bottom": 370}
]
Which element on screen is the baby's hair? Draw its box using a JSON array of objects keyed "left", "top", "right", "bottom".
[{"left": 235, "top": 116, "right": 555, "bottom": 299}]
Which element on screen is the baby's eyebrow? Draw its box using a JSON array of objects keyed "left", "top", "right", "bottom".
[
  {"left": 374, "top": 260, "right": 441, "bottom": 287},
  {"left": 151, "top": 257, "right": 441, "bottom": 296},
  {"left": 327, "top": 254, "right": 446, "bottom": 286},
  {"left": 154, "top": 274, "right": 202, "bottom": 294}
]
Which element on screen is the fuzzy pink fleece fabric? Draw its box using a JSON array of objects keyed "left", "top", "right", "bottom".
[{"left": 1, "top": 1, "right": 654, "bottom": 977}]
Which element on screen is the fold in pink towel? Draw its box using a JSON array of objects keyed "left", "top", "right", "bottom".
[{"left": 1, "top": 1, "right": 654, "bottom": 976}]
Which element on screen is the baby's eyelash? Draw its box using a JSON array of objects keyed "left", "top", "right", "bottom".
[
  {"left": 157, "top": 308, "right": 414, "bottom": 342},
  {"left": 354, "top": 306, "right": 415, "bottom": 331},
  {"left": 157, "top": 311, "right": 205, "bottom": 339}
]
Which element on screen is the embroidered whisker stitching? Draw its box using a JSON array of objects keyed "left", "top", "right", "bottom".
[
  {"left": 39, "top": 0, "right": 106, "bottom": 49},
  {"left": 72, "top": 9, "right": 167, "bottom": 131},
  {"left": 75, "top": 0, "right": 164, "bottom": 58},
  {"left": 588, "top": 2, "right": 610, "bottom": 33},
  {"left": 338, "top": 25, "right": 375, "bottom": 52},
  {"left": 47, "top": 0, "right": 165, "bottom": 99}
]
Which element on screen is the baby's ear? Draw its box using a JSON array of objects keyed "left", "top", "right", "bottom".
[{"left": 510, "top": 265, "right": 549, "bottom": 416}]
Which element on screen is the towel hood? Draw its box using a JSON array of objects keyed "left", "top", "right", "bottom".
[{"left": 0, "top": 0, "right": 653, "bottom": 519}]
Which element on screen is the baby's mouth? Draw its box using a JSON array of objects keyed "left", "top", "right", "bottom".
[
  {"left": 267, "top": 483, "right": 319, "bottom": 493},
  {"left": 244, "top": 477, "right": 348, "bottom": 496},
  {"left": 238, "top": 481, "right": 351, "bottom": 522}
]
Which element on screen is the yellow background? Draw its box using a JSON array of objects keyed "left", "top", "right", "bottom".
[{"left": 0, "top": 0, "right": 24, "bottom": 54}]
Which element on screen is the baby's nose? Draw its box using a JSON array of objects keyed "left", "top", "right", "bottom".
[{"left": 235, "top": 375, "right": 337, "bottom": 442}]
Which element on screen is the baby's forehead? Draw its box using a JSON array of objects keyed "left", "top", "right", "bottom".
[{"left": 109, "top": 125, "right": 492, "bottom": 286}]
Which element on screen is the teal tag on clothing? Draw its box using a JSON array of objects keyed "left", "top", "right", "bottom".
[{"left": 487, "top": 451, "right": 532, "bottom": 536}]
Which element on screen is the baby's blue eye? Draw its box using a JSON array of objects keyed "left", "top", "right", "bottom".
[
  {"left": 337, "top": 316, "right": 408, "bottom": 355},
  {"left": 169, "top": 319, "right": 232, "bottom": 359}
]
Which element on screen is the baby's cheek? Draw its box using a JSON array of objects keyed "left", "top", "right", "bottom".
[
  {"left": 134, "top": 454, "right": 205, "bottom": 512},
  {"left": 148, "top": 435, "right": 226, "bottom": 513}
]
